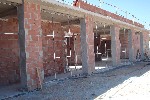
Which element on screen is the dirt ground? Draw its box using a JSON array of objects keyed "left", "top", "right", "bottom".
[{"left": 9, "top": 62, "right": 150, "bottom": 100}]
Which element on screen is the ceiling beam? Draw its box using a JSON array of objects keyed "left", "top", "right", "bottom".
[
  {"left": 61, "top": 18, "right": 80, "bottom": 26},
  {"left": 6, "top": 0, "right": 22, "bottom": 4}
]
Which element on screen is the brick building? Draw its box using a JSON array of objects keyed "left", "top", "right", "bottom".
[{"left": 0, "top": 0, "right": 149, "bottom": 91}]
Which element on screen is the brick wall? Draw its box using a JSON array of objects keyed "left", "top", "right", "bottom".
[
  {"left": 143, "top": 32, "right": 149, "bottom": 56},
  {"left": 42, "top": 21, "right": 65, "bottom": 77},
  {"left": 94, "top": 34, "right": 101, "bottom": 61},
  {"left": 0, "top": 18, "right": 20, "bottom": 85},
  {"left": 111, "top": 25, "right": 121, "bottom": 65},
  {"left": 23, "top": 2, "right": 44, "bottom": 90},
  {"left": 63, "top": 25, "right": 81, "bottom": 66},
  {"left": 0, "top": 18, "right": 18, "bottom": 33},
  {"left": 134, "top": 34, "right": 140, "bottom": 58},
  {"left": 120, "top": 34, "right": 129, "bottom": 59},
  {"left": 0, "top": 18, "right": 81, "bottom": 85},
  {"left": 100, "top": 40, "right": 111, "bottom": 57},
  {"left": 80, "top": 16, "right": 95, "bottom": 74},
  {"left": 0, "top": 34, "right": 20, "bottom": 85},
  {"left": 74, "top": 33, "right": 82, "bottom": 65},
  {"left": 73, "top": 0, "right": 144, "bottom": 28},
  {"left": 42, "top": 21, "right": 82, "bottom": 77},
  {"left": 119, "top": 32, "right": 140, "bottom": 59}
]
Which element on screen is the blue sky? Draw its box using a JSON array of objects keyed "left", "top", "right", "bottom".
[{"left": 63, "top": 0, "right": 150, "bottom": 29}]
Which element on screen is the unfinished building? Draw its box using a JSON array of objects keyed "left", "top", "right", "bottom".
[{"left": 0, "top": 0, "right": 149, "bottom": 93}]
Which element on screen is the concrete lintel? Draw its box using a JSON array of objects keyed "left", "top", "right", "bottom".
[
  {"left": 61, "top": 18, "right": 80, "bottom": 26},
  {"left": 6, "top": 0, "right": 22, "bottom": 4}
]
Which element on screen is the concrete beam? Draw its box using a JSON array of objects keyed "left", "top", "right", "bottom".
[
  {"left": 39, "top": 0, "right": 148, "bottom": 32},
  {"left": 3, "top": 0, "right": 149, "bottom": 33},
  {"left": 61, "top": 18, "right": 80, "bottom": 26},
  {"left": 7, "top": 0, "right": 22, "bottom": 4}
]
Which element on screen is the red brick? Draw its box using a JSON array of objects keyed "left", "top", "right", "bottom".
[
  {"left": 73, "top": 0, "right": 144, "bottom": 28},
  {"left": 0, "top": 34, "right": 20, "bottom": 85}
]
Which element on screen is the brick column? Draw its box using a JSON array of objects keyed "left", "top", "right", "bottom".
[
  {"left": 18, "top": 1, "right": 44, "bottom": 90},
  {"left": 110, "top": 25, "right": 121, "bottom": 66},
  {"left": 80, "top": 16, "right": 95, "bottom": 75},
  {"left": 140, "top": 32, "right": 144, "bottom": 59},
  {"left": 143, "top": 31, "right": 150, "bottom": 56},
  {"left": 128, "top": 29, "right": 136, "bottom": 62}
]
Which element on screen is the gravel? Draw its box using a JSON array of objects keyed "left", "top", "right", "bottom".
[{"left": 10, "top": 62, "right": 150, "bottom": 100}]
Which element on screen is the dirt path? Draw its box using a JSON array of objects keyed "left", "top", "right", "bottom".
[{"left": 11, "top": 62, "right": 150, "bottom": 100}]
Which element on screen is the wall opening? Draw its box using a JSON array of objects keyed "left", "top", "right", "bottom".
[
  {"left": 41, "top": 11, "right": 82, "bottom": 80},
  {"left": 94, "top": 25, "right": 112, "bottom": 70}
]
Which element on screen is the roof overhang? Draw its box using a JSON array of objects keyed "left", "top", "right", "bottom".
[{"left": 1, "top": 0, "right": 150, "bottom": 33}]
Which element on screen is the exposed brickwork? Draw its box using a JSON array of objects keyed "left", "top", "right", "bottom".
[
  {"left": 0, "top": 16, "right": 82, "bottom": 87},
  {"left": 0, "top": 34, "right": 20, "bottom": 85},
  {"left": 80, "top": 16, "right": 95, "bottom": 74},
  {"left": 101, "top": 40, "right": 111, "bottom": 57},
  {"left": 120, "top": 34, "right": 129, "bottom": 59},
  {"left": 111, "top": 25, "right": 121, "bottom": 65},
  {"left": 42, "top": 22, "right": 82, "bottom": 76},
  {"left": 74, "top": 32, "right": 82, "bottom": 65},
  {"left": 63, "top": 25, "right": 81, "bottom": 65},
  {"left": 0, "top": 0, "right": 149, "bottom": 92},
  {"left": 24, "top": 2, "right": 44, "bottom": 90},
  {"left": 120, "top": 31, "right": 140, "bottom": 60},
  {"left": 0, "top": 18, "right": 81, "bottom": 82},
  {"left": 143, "top": 31, "right": 149, "bottom": 56},
  {"left": 0, "top": 18, "right": 18, "bottom": 33},
  {"left": 86, "top": 16, "right": 95, "bottom": 73},
  {"left": 0, "top": 18, "right": 19, "bottom": 85},
  {"left": 94, "top": 34, "right": 111, "bottom": 61},
  {"left": 73, "top": 0, "right": 144, "bottom": 28},
  {"left": 42, "top": 21, "right": 64, "bottom": 77},
  {"left": 134, "top": 34, "right": 140, "bottom": 59},
  {"left": 128, "top": 29, "right": 136, "bottom": 61},
  {"left": 94, "top": 34, "right": 101, "bottom": 61}
]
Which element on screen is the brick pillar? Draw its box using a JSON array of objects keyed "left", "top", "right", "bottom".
[
  {"left": 128, "top": 29, "right": 136, "bottom": 62},
  {"left": 140, "top": 32, "right": 144, "bottom": 59},
  {"left": 18, "top": 1, "right": 44, "bottom": 90},
  {"left": 143, "top": 31, "right": 150, "bottom": 56},
  {"left": 80, "top": 16, "right": 95, "bottom": 75},
  {"left": 110, "top": 25, "right": 121, "bottom": 66}
]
